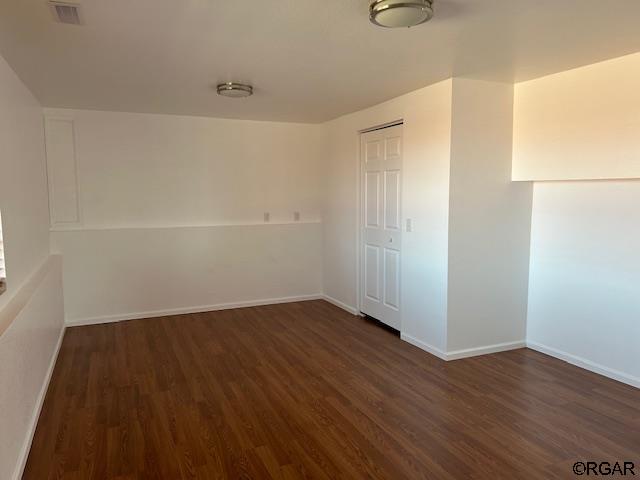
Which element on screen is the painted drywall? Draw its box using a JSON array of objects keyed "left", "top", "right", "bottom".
[
  {"left": 447, "top": 79, "right": 532, "bottom": 352},
  {"left": 51, "top": 224, "right": 321, "bottom": 323},
  {"left": 44, "top": 109, "right": 323, "bottom": 227},
  {"left": 0, "top": 257, "right": 64, "bottom": 480},
  {"left": 527, "top": 181, "right": 640, "bottom": 387},
  {"left": 512, "top": 52, "right": 640, "bottom": 386},
  {"left": 0, "top": 60, "right": 50, "bottom": 308},
  {"left": 44, "top": 109, "right": 324, "bottom": 322},
  {"left": 513, "top": 52, "right": 640, "bottom": 181},
  {"left": 0, "top": 55, "right": 65, "bottom": 480},
  {"left": 323, "top": 80, "right": 453, "bottom": 352},
  {"left": 5, "top": 0, "right": 640, "bottom": 123},
  {"left": 322, "top": 78, "right": 534, "bottom": 357}
]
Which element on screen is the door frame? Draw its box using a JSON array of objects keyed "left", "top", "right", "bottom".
[{"left": 355, "top": 119, "right": 404, "bottom": 317}]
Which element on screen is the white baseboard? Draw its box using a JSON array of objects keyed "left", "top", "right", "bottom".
[
  {"left": 65, "top": 294, "right": 324, "bottom": 327},
  {"left": 446, "top": 340, "right": 526, "bottom": 360},
  {"left": 400, "top": 333, "right": 448, "bottom": 360},
  {"left": 527, "top": 341, "right": 640, "bottom": 389},
  {"left": 13, "top": 325, "right": 66, "bottom": 480},
  {"left": 401, "top": 334, "right": 525, "bottom": 361},
  {"left": 322, "top": 295, "right": 359, "bottom": 316}
]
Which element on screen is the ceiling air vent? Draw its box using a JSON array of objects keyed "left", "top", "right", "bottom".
[{"left": 49, "top": 1, "right": 83, "bottom": 25}]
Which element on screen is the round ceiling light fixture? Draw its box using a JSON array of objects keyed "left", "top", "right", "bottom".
[
  {"left": 216, "top": 82, "right": 253, "bottom": 98},
  {"left": 369, "top": 0, "right": 434, "bottom": 28}
]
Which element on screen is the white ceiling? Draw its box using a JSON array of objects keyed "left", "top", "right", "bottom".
[{"left": 1, "top": 0, "right": 640, "bottom": 123}]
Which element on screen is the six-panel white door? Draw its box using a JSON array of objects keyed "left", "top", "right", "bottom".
[{"left": 360, "top": 124, "right": 402, "bottom": 330}]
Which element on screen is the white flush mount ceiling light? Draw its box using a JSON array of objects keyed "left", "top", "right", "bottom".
[
  {"left": 216, "top": 82, "right": 253, "bottom": 98},
  {"left": 369, "top": 0, "right": 434, "bottom": 28}
]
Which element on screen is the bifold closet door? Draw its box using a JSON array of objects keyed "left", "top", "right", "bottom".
[{"left": 360, "top": 124, "right": 402, "bottom": 330}]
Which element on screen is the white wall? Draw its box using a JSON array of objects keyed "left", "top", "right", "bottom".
[
  {"left": 44, "top": 109, "right": 324, "bottom": 227},
  {"left": 511, "top": 54, "right": 640, "bottom": 387},
  {"left": 0, "top": 55, "right": 65, "bottom": 480},
  {"left": 447, "top": 79, "right": 532, "bottom": 353},
  {"left": 527, "top": 181, "right": 640, "bottom": 387},
  {"left": 323, "top": 78, "right": 534, "bottom": 357},
  {"left": 45, "top": 109, "right": 324, "bottom": 323},
  {"left": 323, "top": 80, "right": 453, "bottom": 352},
  {"left": 0, "top": 63, "right": 50, "bottom": 308},
  {"left": 0, "top": 258, "right": 64, "bottom": 480},
  {"left": 52, "top": 224, "right": 321, "bottom": 323},
  {"left": 513, "top": 52, "right": 640, "bottom": 181}
]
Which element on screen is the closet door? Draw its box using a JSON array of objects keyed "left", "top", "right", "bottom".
[{"left": 360, "top": 124, "right": 402, "bottom": 330}]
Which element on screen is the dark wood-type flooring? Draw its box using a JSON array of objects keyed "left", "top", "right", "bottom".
[{"left": 24, "top": 300, "right": 640, "bottom": 479}]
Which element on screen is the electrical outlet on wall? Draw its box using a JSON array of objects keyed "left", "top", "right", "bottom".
[
  {"left": 294, "top": 211, "right": 300, "bottom": 222},
  {"left": 406, "top": 218, "right": 412, "bottom": 232},
  {"left": 264, "top": 212, "right": 270, "bottom": 223}
]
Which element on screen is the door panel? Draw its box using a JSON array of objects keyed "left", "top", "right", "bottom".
[
  {"left": 384, "top": 170, "right": 401, "bottom": 230},
  {"left": 366, "top": 139, "right": 382, "bottom": 163},
  {"left": 365, "top": 244, "right": 380, "bottom": 300},
  {"left": 385, "top": 136, "right": 402, "bottom": 159},
  {"left": 360, "top": 124, "right": 402, "bottom": 330},
  {"left": 384, "top": 247, "right": 400, "bottom": 310},
  {"left": 365, "top": 172, "right": 380, "bottom": 227}
]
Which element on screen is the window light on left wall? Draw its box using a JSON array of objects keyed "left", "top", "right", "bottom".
[{"left": 0, "top": 209, "right": 6, "bottom": 295}]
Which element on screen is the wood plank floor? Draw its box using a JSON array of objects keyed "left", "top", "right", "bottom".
[{"left": 24, "top": 300, "right": 640, "bottom": 479}]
